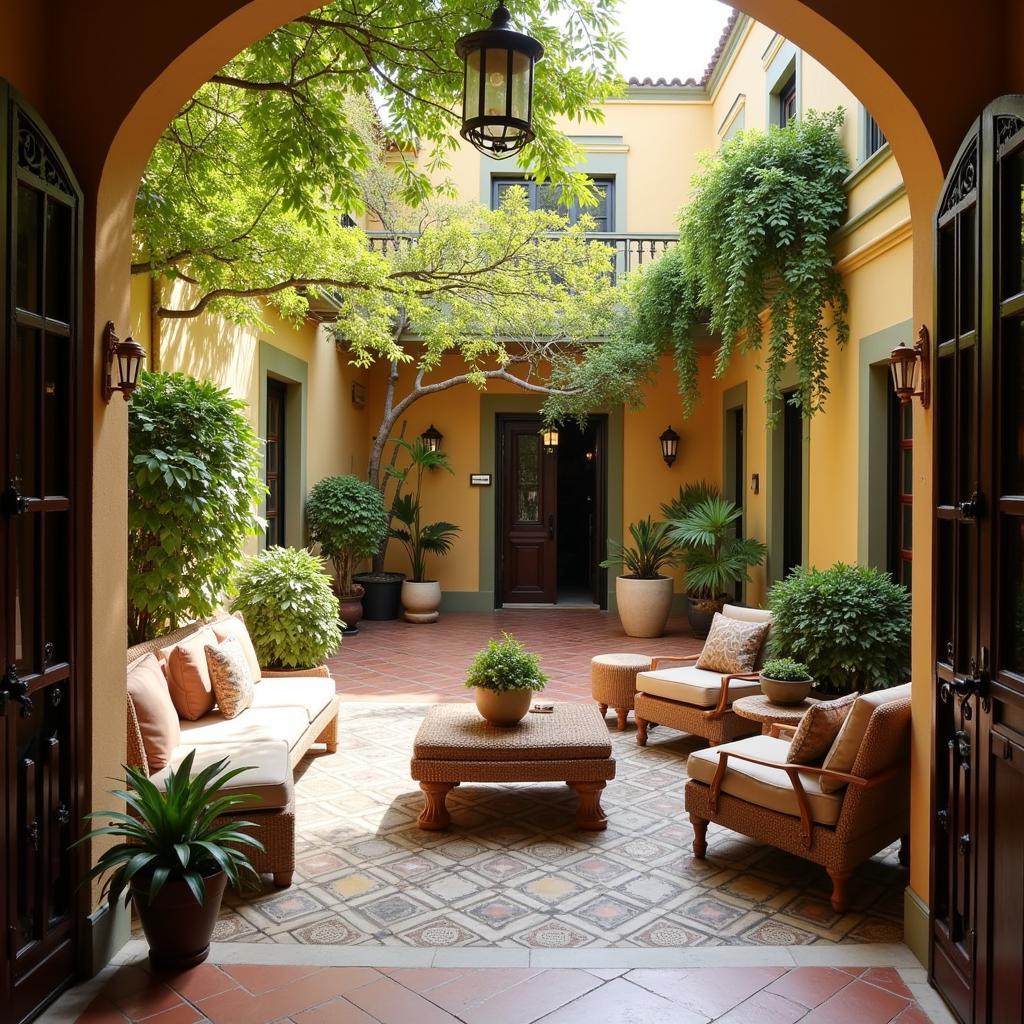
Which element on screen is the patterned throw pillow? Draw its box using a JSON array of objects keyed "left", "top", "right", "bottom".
[
  {"left": 786, "top": 692, "right": 859, "bottom": 765},
  {"left": 695, "top": 613, "right": 770, "bottom": 675},
  {"left": 205, "top": 637, "right": 255, "bottom": 720}
]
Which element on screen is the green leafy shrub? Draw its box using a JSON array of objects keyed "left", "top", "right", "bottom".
[
  {"left": 660, "top": 480, "right": 721, "bottom": 521},
  {"left": 232, "top": 547, "right": 342, "bottom": 669},
  {"left": 600, "top": 517, "right": 680, "bottom": 579},
  {"left": 767, "top": 563, "right": 910, "bottom": 695},
  {"left": 128, "top": 371, "right": 264, "bottom": 644},
  {"left": 465, "top": 633, "right": 548, "bottom": 694},
  {"left": 761, "top": 657, "right": 811, "bottom": 681},
  {"left": 306, "top": 475, "right": 388, "bottom": 597}
]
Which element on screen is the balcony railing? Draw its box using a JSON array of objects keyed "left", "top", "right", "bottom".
[{"left": 365, "top": 231, "right": 678, "bottom": 282}]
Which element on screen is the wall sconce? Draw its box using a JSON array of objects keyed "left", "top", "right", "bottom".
[
  {"left": 889, "top": 325, "right": 930, "bottom": 408},
  {"left": 659, "top": 425, "right": 680, "bottom": 467},
  {"left": 540, "top": 426, "right": 559, "bottom": 453},
  {"left": 420, "top": 424, "right": 443, "bottom": 453},
  {"left": 585, "top": 450, "right": 595, "bottom": 463},
  {"left": 101, "top": 321, "right": 145, "bottom": 403},
  {"left": 751, "top": 473, "right": 760, "bottom": 495}
]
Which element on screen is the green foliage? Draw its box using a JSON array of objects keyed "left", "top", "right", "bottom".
[
  {"left": 465, "top": 633, "right": 548, "bottom": 693},
  {"left": 306, "top": 475, "right": 388, "bottom": 597},
  {"left": 667, "top": 496, "right": 768, "bottom": 598},
  {"left": 660, "top": 480, "right": 721, "bottom": 521},
  {"left": 388, "top": 439, "right": 461, "bottom": 583},
  {"left": 761, "top": 657, "right": 811, "bottom": 682},
  {"left": 600, "top": 517, "right": 680, "bottom": 580},
  {"left": 127, "top": 371, "right": 264, "bottom": 645},
  {"left": 767, "top": 563, "right": 911, "bottom": 695},
  {"left": 232, "top": 547, "right": 342, "bottom": 670},
  {"left": 77, "top": 750, "right": 264, "bottom": 909}
]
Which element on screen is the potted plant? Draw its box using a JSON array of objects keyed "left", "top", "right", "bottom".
[
  {"left": 667, "top": 495, "right": 768, "bottom": 639},
  {"left": 388, "top": 438, "right": 460, "bottom": 623},
  {"left": 352, "top": 569, "right": 406, "bottom": 621},
  {"left": 306, "top": 474, "right": 388, "bottom": 634},
  {"left": 233, "top": 547, "right": 342, "bottom": 670},
  {"left": 601, "top": 517, "right": 681, "bottom": 638},
  {"left": 77, "top": 750, "right": 263, "bottom": 970},
  {"left": 767, "top": 562, "right": 911, "bottom": 695},
  {"left": 465, "top": 633, "right": 548, "bottom": 725},
  {"left": 759, "top": 657, "right": 814, "bottom": 705}
]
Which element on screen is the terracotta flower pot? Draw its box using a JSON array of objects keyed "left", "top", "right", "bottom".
[
  {"left": 759, "top": 673, "right": 814, "bottom": 705},
  {"left": 337, "top": 584, "right": 365, "bottom": 635},
  {"left": 474, "top": 687, "right": 532, "bottom": 726},
  {"left": 131, "top": 870, "right": 227, "bottom": 970},
  {"left": 615, "top": 575, "right": 674, "bottom": 638},
  {"left": 402, "top": 580, "right": 442, "bottom": 623}
]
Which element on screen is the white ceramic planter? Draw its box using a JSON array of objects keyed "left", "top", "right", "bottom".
[
  {"left": 615, "top": 575, "right": 674, "bottom": 638},
  {"left": 474, "top": 687, "right": 532, "bottom": 726},
  {"left": 401, "top": 580, "right": 442, "bottom": 623}
]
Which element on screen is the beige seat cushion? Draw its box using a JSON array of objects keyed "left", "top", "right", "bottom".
[
  {"left": 153, "top": 740, "right": 292, "bottom": 810},
  {"left": 179, "top": 706, "right": 310, "bottom": 750},
  {"left": 211, "top": 614, "right": 262, "bottom": 683},
  {"left": 696, "top": 612, "right": 771, "bottom": 674},
  {"left": 127, "top": 653, "right": 181, "bottom": 772},
  {"left": 164, "top": 626, "right": 219, "bottom": 721},
  {"left": 820, "top": 683, "right": 913, "bottom": 793},
  {"left": 688, "top": 734, "right": 843, "bottom": 827},
  {"left": 249, "top": 676, "right": 336, "bottom": 723},
  {"left": 786, "top": 692, "right": 858, "bottom": 765},
  {"left": 636, "top": 665, "right": 761, "bottom": 708}
]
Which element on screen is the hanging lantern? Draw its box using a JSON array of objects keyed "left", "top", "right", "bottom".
[
  {"left": 889, "top": 326, "right": 930, "bottom": 408},
  {"left": 101, "top": 321, "right": 146, "bottom": 403},
  {"left": 541, "top": 425, "right": 559, "bottom": 453},
  {"left": 456, "top": 2, "right": 544, "bottom": 159},
  {"left": 659, "top": 425, "right": 680, "bottom": 467},
  {"left": 421, "top": 424, "right": 443, "bottom": 453}
]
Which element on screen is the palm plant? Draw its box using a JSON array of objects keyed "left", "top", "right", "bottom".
[
  {"left": 667, "top": 495, "right": 767, "bottom": 599},
  {"left": 78, "top": 750, "right": 263, "bottom": 909},
  {"left": 388, "top": 438, "right": 460, "bottom": 583},
  {"left": 660, "top": 479, "right": 721, "bottom": 521},
  {"left": 600, "top": 517, "right": 681, "bottom": 579}
]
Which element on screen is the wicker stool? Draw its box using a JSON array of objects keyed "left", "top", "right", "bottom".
[{"left": 591, "top": 653, "right": 652, "bottom": 730}]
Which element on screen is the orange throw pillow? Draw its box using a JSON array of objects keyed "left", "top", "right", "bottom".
[
  {"left": 212, "top": 615, "right": 262, "bottom": 683},
  {"left": 127, "top": 653, "right": 180, "bottom": 772},
  {"left": 786, "top": 692, "right": 859, "bottom": 766},
  {"left": 165, "top": 626, "right": 218, "bottom": 721}
]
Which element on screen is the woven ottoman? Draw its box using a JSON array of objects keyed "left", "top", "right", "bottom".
[
  {"left": 410, "top": 703, "right": 616, "bottom": 830},
  {"left": 591, "top": 653, "right": 652, "bottom": 730}
]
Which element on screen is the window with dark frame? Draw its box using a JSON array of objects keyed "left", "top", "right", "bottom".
[
  {"left": 491, "top": 177, "right": 614, "bottom": 232},
  {"left": 729, "top": 406, "right": 745, "bottom": 601},
  {"left": 265, "top": 379, "right": 287, "bottom": 548},
  {"left": 777, "top": 74, "right": 797, "bottom": 128},
  {"left": 781, "top": 396, "right": 803, "bottom": 578},
  {"left": 865, "top": 112, "right": 887, "bottom": 158},
  {"left": 888, "top": 388, "right": 913, "bottom": 590}
]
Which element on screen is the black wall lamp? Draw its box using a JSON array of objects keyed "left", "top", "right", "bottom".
[
  {"left": 660, "top": 425, "right": 680, "bottom": 467},
  {"left": 541, "top": 425, "right": 559, "bottom": 454},
  {"left": 889, "top": 325, "right": 930, "bottom": 409},
  {"left": 101, "top": 321, "right": 145, "bottom": 403},
  {"left": 421, "top": 424, "right": 443, "bottom": 453}
]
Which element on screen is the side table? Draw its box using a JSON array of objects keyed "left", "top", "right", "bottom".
[
  {"left": 732, "top": 693, "right": 818, "bottom": 735},
  {"left": 590, "top": 653, "right": 652, "bottom": 730}
]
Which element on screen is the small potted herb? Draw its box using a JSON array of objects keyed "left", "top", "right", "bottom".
[
  {"left": 759, "top": 657, "right": 814, "bottom": 705},
  {"left": 77, "top": 750, "right": 263, "bottom": 970},
  {"left": 465, "top": 633, "right": 548, "bottom": 725}
]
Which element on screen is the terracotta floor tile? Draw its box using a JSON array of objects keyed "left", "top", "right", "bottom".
[
  {"left": 292, "top": 996, "right": 379, "bottom": 1024},
  {"left": 109, "top": 980, "right": 184, "bottom": 1021},
  {"left": 423, "top": 968, "right": 544, "bottom": 1014},
  {"left": 344, "top": 976, "right": 463, "bottom": 1024},
  {"left": 194, "top": 985, "right": 263, "bottom": 1024},
  {"left": 713, "top": 990, "right": 808, "bottom": 1024},
  {"left": 802, "top": 979, "right": 910, "bottom": 1024},
  {"left": 533, "top": 977, "right": 707, "bottom": 1024},
  {"left": 381, "top": 967, "right": 468, "bottom": 993},
  {"left": 628, "top": 966, "right": 787, "bottom": 1018},
  {"left": 223, "top": 964, "right": 322, "bottom": 994},
  {"left": 158, "top": 964, "right": 237, "bottom": 1002},
  {"left": 137, "top": 1003, "right": 205, "bottom": 1024},
  {"left": 101, "top": 966, "right": 154, "bottom": 1004},
  {"left": 892, "top": 1005, "right": 934, "bottom": 1024},
  {"left": 861, "top": 967, "right": 914, "bottom": 1000},
  {"left": 766, "top": 967, "right": 857, "bottom": 1009},
  {"left": 457, "top": 969, "right": 601, "bottom": 1024}
]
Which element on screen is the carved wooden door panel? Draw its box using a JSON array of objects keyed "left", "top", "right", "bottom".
[{"left": 0, "top": 83, "right": 83, "bottom": 1024}]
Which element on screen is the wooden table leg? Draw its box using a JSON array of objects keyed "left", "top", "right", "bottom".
[
  {"left": 418, "top": 781, "right": 455, "bottom": 830},
  {"left": 570, "top": 781, "right": 608, "bottom": 830},
  {"left": 616, "top": 708, "right": 628, "bottom": 731}
]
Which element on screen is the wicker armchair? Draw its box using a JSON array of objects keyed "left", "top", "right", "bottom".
[
  {"left": 634, "top": 604, "right": 771, "bottom": 747},
  {"left": 684, "top": 684, "right": 912, "bottom": 912}
]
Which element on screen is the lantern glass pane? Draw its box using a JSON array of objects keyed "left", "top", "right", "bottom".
[
  {"left": 510, "top": 50, "right": 530, "bottom": 120},
  {"left": 464, "top": 49, "right": 482, "bottom": 120},
  {"left": 483, "top": 48, "right": 509, "bottom": 134}
]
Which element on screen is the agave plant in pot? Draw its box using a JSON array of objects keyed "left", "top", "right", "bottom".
[
  {"left": 601, "top": 517, "right": 681, "bottom": 638},
  {"left": 77, "top": 750, "right": 262, "bottom": 970},
  {"left": 306, "top": 474, "right": 388, "bottom": 635},
  {"left": 465, "top": 633, "right": 548, "bottom": 725},
  {"left": 388, "top": 438, "right": 460, "bottom": 623},
  {"left": 667, "top": 495, "right": 768, "bottom": 639}
]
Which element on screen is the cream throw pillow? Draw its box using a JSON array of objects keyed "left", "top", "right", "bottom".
[
  {"left": 695, "top": 612, "right": 770, "bottom": 675},
  {"left": 205, "top": 637, "right": 255, "bottom": 719},
  {"left": 786, "top": 692, "right": 858, "bottom": 765}
]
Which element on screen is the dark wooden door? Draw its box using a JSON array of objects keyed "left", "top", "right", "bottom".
[
  {"left": 931, "top": 96, "right": 1024, "bottom": 1024},
  {"left": 499, "top": 416, "right": 556, "bottom": 604},
  {"left": 0, "top": 84, "right": 84, "bottom": 1023},
  {"left": 265, "top": 379, "right": 286, "bottom": 548}
]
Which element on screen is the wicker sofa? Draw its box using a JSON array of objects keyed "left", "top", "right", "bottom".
[{"left": 125, "top": 612, "right": 340, "bottom": 888}]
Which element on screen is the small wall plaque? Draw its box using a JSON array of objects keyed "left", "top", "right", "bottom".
[{"left": 470, "top": 473, "right": 492, "bottom": 486}]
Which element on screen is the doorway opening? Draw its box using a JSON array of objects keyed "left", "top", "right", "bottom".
[{"left": 497, "top": 413, "right": 607, "bottom": 608}]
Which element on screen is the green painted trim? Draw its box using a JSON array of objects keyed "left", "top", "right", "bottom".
[
  {"left": 567, "top": 134, "right": 624, "bottom": 146},
  {"left": 718, "top": 94, "right": 746, "bottom": 140},
  {"left": 834, "top": 182, "right": 907, "bottom": 242},
  {"left": 622, "top": 85, "right": 707, "bottom": 102},
  {"left": 765, "top": 42, "right": 801, "bottom": 127},
  {"left": 903, "top": 886, "right": 930, "bottom": 967},
  {"left": 851, "top": 110, "right": 893, "bottom": 179},
  {"left": 441, "top": 591, "right": 494, "bottom": 613},
  {"left": 86, "top": 899, "right": 130, "bottom": 976},
  {"left": 722, "top": 382, "right": 748, "bottom": 600},
  {"left": 766, "top": 363, "right": 809, "bottom": 584},
  {"left": 857, "top": 320, "right": 912, "bottom": 568},
  {"left": 258, "top": 341, "right": 308, "bottom": 550},
  {"left": 477, "top": 394, "right": 623, "bottom": 610}
]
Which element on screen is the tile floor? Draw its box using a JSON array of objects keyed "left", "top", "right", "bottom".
[{"left": 66, "top": 961, "right": 953, "bottom": 1023}]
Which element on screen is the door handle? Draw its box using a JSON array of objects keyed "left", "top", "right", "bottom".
[
  {"left": 548, "top": 514, "right": 555, "bottom": 540},
  {"left": 0, "top": 664, "right": 32, "bottom": 718},
  {"left": 957, "top": 491, "right": 983, "bottom": 520}
]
